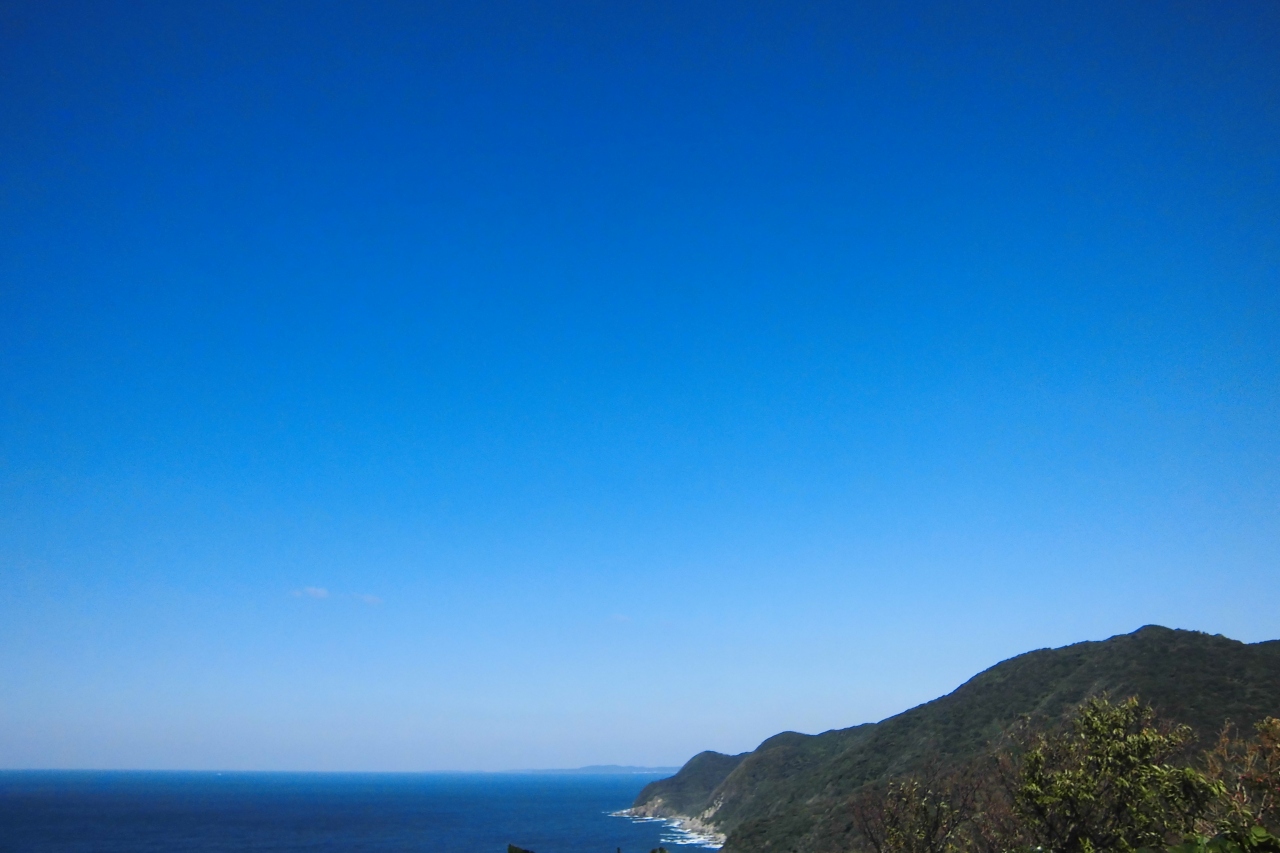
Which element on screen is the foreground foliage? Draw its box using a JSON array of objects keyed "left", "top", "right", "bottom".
[
  {"left": 1013, "top": 697, "right": 1218, "bottom": 853},
  {"left": 849, "top": 698, "right": 1280, "bottom": 853}
]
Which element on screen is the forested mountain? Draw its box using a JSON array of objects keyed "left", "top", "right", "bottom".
[{"left": 633, "top": 626, "right": 1280, "bottom": 853}]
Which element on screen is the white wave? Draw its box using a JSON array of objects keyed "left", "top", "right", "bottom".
[{"left": 608, "top": 812, "right": 724, "bottom": 849}]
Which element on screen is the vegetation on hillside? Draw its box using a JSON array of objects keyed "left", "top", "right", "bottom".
[
  {"left": 632, "top": 750, "right": 749, "bottom": 817},
  {"left": 848, "top": 697, "right": 1280, "bottom": 853},
  {"left": 633, "top": 628, "right": 1280, "bottom": 853}
]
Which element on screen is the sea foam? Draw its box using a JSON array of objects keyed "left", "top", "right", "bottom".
[{"left": 609, "top": 811, "right": 724, "bottom": 849}]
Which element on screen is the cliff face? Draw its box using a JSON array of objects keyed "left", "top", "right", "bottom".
[
  {"left": 631, "top": 750, "right": 749, "bottom": 821},
  {"left": 632, "top": 626, "right": 1280, "bottom": 853}
]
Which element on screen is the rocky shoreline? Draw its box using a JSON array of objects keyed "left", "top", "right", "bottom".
[{"left": 613, "top": 799, "right": 727, "bottom": 848}]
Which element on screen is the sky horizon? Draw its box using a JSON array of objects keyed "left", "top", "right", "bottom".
[
  {"left": 3, "top": 1, "right": 1279, "bottom": 771},
  {"left": 0, "top": 625, "right": 1273, "bottom": 772}
]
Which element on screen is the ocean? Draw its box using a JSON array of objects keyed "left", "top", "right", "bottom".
[{"left": 0, "top": 771, "right": 710, "bottom": 853}]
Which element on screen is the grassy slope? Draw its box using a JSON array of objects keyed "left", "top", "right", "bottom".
[{"left": 634, "top": 626, "right": 1280, "bottom": 853}]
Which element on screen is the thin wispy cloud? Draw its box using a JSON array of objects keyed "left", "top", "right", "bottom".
[{"left": 288, "top": 587, "right": 383, "bottom": 605}]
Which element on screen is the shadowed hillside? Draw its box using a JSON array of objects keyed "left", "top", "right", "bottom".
[
  {"left": 633, "top": 626, "right": 1280, "bottom": 853},
  {"left": 631, "top": 750, "right": 749, "bottom": 820}
]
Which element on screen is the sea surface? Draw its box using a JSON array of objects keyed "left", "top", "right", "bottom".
[{"left": 0, "top": 771, "right": 710, "bottom": 853}]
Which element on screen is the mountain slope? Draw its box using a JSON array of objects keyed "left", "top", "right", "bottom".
[
  {"left": 631, "top": 750, "right": 749, "bottom": 819},
  {"left": 633, "top": 626, "right": 1280, "bottom": 853}
]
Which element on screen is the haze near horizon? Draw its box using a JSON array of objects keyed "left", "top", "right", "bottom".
[{"left": 1, "top": 1, "right": 1278, "bottom": 772}]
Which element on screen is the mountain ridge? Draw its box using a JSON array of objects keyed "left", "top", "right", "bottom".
[{"left": 632, "top": 626, "right": 1280, "bottom": 853}]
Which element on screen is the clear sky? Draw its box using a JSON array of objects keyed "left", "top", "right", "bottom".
[{"left": 1, "top": 1, "right": 1278, "bottom": 772}]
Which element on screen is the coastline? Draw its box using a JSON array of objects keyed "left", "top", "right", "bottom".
[{"left": 610, "top": 806, "right": 726, "bottom": 849}]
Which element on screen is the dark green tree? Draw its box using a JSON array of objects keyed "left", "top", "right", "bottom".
[{"left": 1009, "top": 697, "right": 1220, "bottom": 853}]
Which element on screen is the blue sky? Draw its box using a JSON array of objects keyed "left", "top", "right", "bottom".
[{"left": 2, "top": 0, "right": 1278, "bottom": 771}]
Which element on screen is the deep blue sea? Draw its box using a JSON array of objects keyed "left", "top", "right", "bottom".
[{"left": 0, "top": 772, "right": 701, "bottom": 853}]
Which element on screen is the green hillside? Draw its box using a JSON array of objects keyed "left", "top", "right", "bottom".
[
  {"left": 633, "top": 626, "right": 1280, "bottom": 853},
  {"left": 632, "top": 750, "right": 749, "bottom": 818}
]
